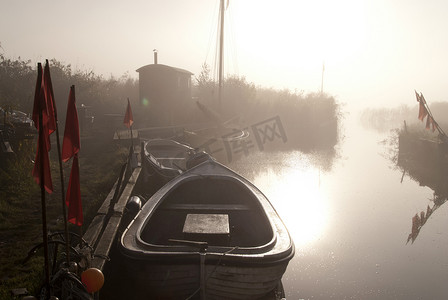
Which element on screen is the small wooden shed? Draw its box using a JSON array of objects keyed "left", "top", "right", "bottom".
[
  {"left": 137, "top": 63, "right": 193, "bottom": 106},
  {"left": 136, "top": 51, "right": 194, "bottom": 126}
]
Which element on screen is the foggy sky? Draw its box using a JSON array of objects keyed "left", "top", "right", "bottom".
[{"left": 1, "top": 0, "right": 448, "bottom": 109}]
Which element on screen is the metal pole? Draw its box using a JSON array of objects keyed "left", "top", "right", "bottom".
[
  {"left": 200, "top": 252, "right": 206, "bottom": 300},
  {"left": 46, "top": 59, "right": 70, "bottom": 265},
  {"left": 218, "top": 0, "right": 225, "bottom": 111},
  {"left": 37, "top": 63, "right": 51, "bottom": 297},
  {"left": 130, "top": 125, "right": 134, "bottom": 149},
  {"left": 321, "top": 62, "right": 325, "bottom": 94}
]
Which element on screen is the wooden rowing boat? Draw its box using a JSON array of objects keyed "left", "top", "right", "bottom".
[
  {"left": 120, "top": 156, "right": 294, "bottom": 299},
  {"left": 140, "top": 139, "right": 195, "bottom": 194}
]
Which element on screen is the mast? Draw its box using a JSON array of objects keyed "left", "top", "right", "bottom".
[
  {"left": 218, "top": 0, "right": 224, "bottom": 110},
  {"left": 321, "top": 61, "right": 325, "bottom": 94}
]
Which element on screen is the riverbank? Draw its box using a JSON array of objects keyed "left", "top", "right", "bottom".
[{"left": 0, "top": 129, "right": 128, "bottom": 298}]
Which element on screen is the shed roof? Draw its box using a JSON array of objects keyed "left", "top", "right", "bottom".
[{"left": 136, "top": 64, "right": 193, "bottom": 75}]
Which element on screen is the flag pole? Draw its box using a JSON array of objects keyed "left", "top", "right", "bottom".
[
  {"left": 63, "top": 85, "right": 84, "bottom": 234},
  {"left": 45, "top": 59, "right": 71, "bottom": 265},
  {"left": 130, "top": 124, "right": 134, "bottom": 149},
  {"left": 75, "top": 154, "right": 83, "bottom": 238},
  {"left": 37, "top": 63, "right": 51, "bottom": 297},
  {"left": 127, "top": 98, "right": 134, "bottom": 149},
  {"left": 321, "top": 61, "right": 325, "bottom": 94}
]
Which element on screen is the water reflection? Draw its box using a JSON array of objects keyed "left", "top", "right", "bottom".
[
  {"left": 232, "top": 115, "right": 448, "bottom": 299},
  {"left": 229, "top": 150, "right": 333, "bottom": 247},
  {"left": 396, "top": 130, "right": 448, "bottom": 243}
]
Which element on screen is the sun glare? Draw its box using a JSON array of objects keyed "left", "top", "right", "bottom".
[
  {"left": 230, "top": 0, "right": 367, "bottom": 88},
  {"left": 253, "top": 159, "right": 329, "bottom": 247}
]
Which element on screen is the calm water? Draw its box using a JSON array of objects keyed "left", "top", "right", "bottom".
[{"left": 228, "top": 114, "right": 448, "bottom": 299}]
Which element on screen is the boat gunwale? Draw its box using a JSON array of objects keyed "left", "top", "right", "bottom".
[
  {"left": 135, "top": 172, "right": 277, "bottom": 254},
  {"left": 121, "top": 159, "right": 294, "bottom": 263},
  {"left": 142, "top": 138, "right": 195, "bottom": 176}
]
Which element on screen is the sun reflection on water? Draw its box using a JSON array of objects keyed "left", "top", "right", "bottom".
[{"left": 252, "top": 153, "right": 329, "bottom": 247}]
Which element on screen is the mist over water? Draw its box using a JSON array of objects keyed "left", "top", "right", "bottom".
[{"left": 228, "top": 107, "right": 448, "bottom": 299}]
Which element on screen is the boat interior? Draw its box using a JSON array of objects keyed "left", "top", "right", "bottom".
[
  {"left": 145, "top": 141, "right": 192, "bottom": 170},
  {"left": 140, "top": 176, "right": 274, "bottom": 248}
]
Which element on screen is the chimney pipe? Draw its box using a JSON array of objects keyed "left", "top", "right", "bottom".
[{"left": 153, "top": 49, "right": 158, "bottom": 64}]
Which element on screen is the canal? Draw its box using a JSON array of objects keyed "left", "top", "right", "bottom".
[{"left": 228, "top": 112, "right": 448, "bottom": 299}]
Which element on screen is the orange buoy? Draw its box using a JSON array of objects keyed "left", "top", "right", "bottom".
[{"left": 81, "top": 268, "right": 105, "bottom": 293}]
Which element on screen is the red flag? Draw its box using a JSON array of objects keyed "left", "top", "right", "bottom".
[
  {"left": 418, "top": 101, "right": 428, "bottom": 121},
  {"left": 424, "top": 115, "right": 437, "bottom": 132},
  {"left": 426, "top": 115, "right": 432, "bottom": 130},
  {"left": 431, "top": 118, "right": 437, "bottom": 132},
  {"left": 32, "top": 63, "right": 53, "bottom": 193},
  {"left": 420, "top": 93, "right": 427, "bottom": 104},
  {"left": 32, "top": 64, "right": 51, "bottom": 148},
  {"left": 66, "top": 154, "right": 83, "bottom": 226},
  {"left": 426, "top": 205, "right": 433, "bottom": 218},
  {"left": 43, "top": 60, "right": 57, "bottom": 136},
  {"left": 123, "top": 98, "right": 134, "bottom": 128},
  {"left": 32, "top": 132, "right": 53, "bottom": 194},
  {"left": 62, "top": 86, "right": 80, "bottom": 162},
  {"left": 32, "top": 64, "right": 46, "bottom": 130},
  {"left": 415, "top": 90, "right": 421, "bottom": 102}
]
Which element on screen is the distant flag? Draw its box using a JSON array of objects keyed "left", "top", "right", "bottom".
[
  {"left": 420, "top": 93, "right": 427, "bottom": 104},
  {"left": 408, "top": 213, "right": 421, "bottom": 243},
  {"left": 412, "top": 213, "right": 420, "bottom": 232},
  {"left": 62, "top": 86, "right": 80, "bottom": 162},
  {"left": 426, "top": 115, "right": 432, "bottom": 130},
  {"left": 66, "top": 154, "right": 82, "bottom": 226},
  {"left": 418, "top": 100, "right": 428, "bottom": 121},
  {"left": 415, "top": 90, "right": 421, "bottom": 103},
  {"left": 420, "top": 211, "right": 426, "bottom": 225},
  {"left": 426, "top": 205, "right": 432, "bottom": 218},
  {"left": 426, "top": 115, "right": 436, "bottom": 132},
  {"left": 413, "top": 91, "right": 447, "bottom": 137},
  {"left": 32, "top": 63, "right": 53, "bottom": 194},
  {"left": 431, "top": 117, "right": 437, "bottom": 132},
  {"left": 123, "top": 98, "right": 134, "bottom": 129}
]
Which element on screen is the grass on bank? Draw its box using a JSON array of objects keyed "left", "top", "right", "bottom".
[{"left": 0, "top": 130, "right": 128, "bottom": 298}]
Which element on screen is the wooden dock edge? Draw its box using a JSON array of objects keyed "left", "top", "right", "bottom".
[{"left": 82, "top": 166, "right": 141, "bottom": 271}]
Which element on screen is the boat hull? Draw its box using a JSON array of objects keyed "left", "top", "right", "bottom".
[
  {"left": 116, "top": 256, "right": 289, "bottom": 299},
  {"left": 120, "top": 159, "right": 294, "bottom": 299}
]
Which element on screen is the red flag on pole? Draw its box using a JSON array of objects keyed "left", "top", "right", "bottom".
[
  {"left": 426, "top": 115, "right": 437, "bottom": 132},
  {"left": 32, "top": 131, "right": 53, "bottom": 194},
  {"left": 62, "top": 85, "right": 83, "bottom": 226},
  {"left": 66, "top": 154, "right": 83, "bottom": 226},
  {"left": 415, "top": 90, "right": 421, "bottom": 103},
  {"left": 418, "top": 101, "right": 428, "bottom": 121},
  {"left": 426, "top": 115, "right": 432, "bottom": 130},
  {"left": 32, "top": 63, "right": 53, "bottom": 193},
  {"left": 32, "top": 64, "right": 54, "bottom": 150},
  {"left": 62, "top": 86, "right": 80, "bottom": 162},
  {"left": 415, "top": 91, "right": 428, "bottom": 121},
  {"left": 43, "top": 60, "right": 57, "bottom": 137},
  {"left": 123, "top": 98, "right": 134, "bottom": 129},
  {"left": 32, "top": 65, "right": 47, "bottom": 130}
]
